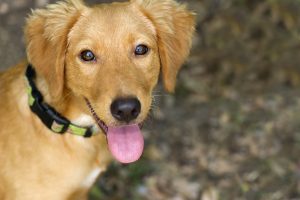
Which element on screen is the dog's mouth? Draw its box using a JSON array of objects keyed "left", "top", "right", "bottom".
[{"left": 85, "top": 98, "right": 144, "bottom": 164}]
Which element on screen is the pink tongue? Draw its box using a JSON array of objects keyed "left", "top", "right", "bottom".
[{"left": 107, "top": 124, "right": 144, "bottom": 164}]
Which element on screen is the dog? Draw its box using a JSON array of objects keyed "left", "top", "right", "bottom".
[{"left": 0, "top": 0, "right": 195, "bottom": 199}]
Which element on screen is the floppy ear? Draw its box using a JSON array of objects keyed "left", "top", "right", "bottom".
[
  {"left": 25, "top": 0, "right": 85, "bottom": 102},
  {"left": 132, "top": 0, "right": 196, "bottom": 92}
]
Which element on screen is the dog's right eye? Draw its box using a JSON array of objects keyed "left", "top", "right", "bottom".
[
  {"left": 135, "top": 45, "right": 149, "bottom": 56},
  {"left": 80, "top": 50, "right": 96, "bottom": 62}
]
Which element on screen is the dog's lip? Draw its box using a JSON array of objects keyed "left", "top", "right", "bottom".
[
  {"left": 96, "top": 119, "right": 145, "bottom": 134},
  {"left": 109, "top": 121, "right": 144, "bottom": 127},
  {"left": 84, "top": 98, "right": 108, "bottom": 134}
]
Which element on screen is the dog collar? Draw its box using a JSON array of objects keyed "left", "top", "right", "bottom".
[{"left": 25, "top": 64, "right": 98, "bottom": 137}]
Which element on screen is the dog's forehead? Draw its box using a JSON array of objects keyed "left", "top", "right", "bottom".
[
  {"left": 74, "top": 3, "right": 156, "bottom": 39},
  {"left": 67, "top": 2, "right": 159, "bottom": 55}
]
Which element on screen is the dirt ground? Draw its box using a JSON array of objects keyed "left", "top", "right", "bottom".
[{"left": 1, "top": 0, "right": 300, "bottom": 200}]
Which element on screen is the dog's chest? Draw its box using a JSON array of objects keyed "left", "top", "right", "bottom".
[{"left": 81, "top": 167, "right": 103, "bottom": 188}]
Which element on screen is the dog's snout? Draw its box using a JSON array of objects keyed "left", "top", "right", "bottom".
[{"left": 110, "top": 98, "right": 141, "bottom": 123}]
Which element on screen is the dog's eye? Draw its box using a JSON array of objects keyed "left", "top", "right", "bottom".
[
  {"left": 135, "top": 45, "right": 149, "bottom": 56},
  {"left": 80, "top": 50, "right": 96, "bottom": 62}
]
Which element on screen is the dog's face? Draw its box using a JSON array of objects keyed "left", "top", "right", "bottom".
[
  {"left": 25, "top": 0, "right": 195, "bottom": 163},
  {"left": 65, "top": 4, "right": 160, "bottom": 125}
]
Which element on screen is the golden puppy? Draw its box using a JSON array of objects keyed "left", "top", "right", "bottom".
[{"left": 0, "top": 0, "right": 195, "bottom": 199}]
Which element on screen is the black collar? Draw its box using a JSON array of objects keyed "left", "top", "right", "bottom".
[{"left": 25, "top": 65, "right": 97, "bottom": 137}]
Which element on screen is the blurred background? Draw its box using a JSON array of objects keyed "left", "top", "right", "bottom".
[{"left": 1, "top": 0, "right": 300, "bottom": 199}]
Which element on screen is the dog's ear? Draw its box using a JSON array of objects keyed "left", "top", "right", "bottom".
[
  {"left": 132, "top": 0, "right": 196, "bottom": 92},
  {"left": 25, "top": 0, "right": 85, "bottom": 102}
]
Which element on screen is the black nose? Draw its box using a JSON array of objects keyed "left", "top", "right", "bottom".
[{"left": 110, "top": 98, "right": 141, "bottom": 123}]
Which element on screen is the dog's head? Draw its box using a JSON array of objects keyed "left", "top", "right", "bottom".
[{"left": 25, "top": 0, "right": 195, "bottom": 163}]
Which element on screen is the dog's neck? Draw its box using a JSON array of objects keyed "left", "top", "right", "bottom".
[
  {"left": 35, "top": 74, "right": 68, "bottom": 113},
  {"left": 25, "top": 65, "right": 99, "bottom": 137}
]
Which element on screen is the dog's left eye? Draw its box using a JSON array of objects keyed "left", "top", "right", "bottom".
[
  {"left": 135, "top": 45, "right": 149, "bottom": 56},
  {"left": 80, "top": 50, "right": 96, "bottom": 62}
]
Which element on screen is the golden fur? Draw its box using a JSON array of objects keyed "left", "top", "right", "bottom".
[{"left": 0, "top": 0, "right": 195, "bottom": 199}]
